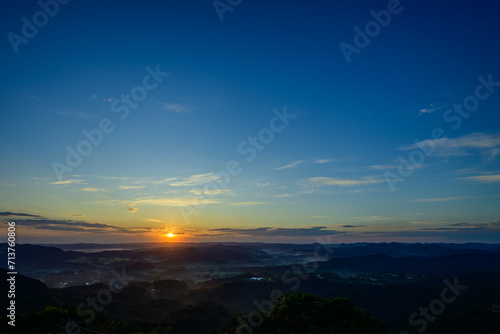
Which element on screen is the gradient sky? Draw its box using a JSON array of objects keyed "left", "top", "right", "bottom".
[{"left": 1, "top": 0, "right": 499, "bottom": 244}]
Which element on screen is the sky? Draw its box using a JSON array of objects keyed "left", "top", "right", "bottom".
[{"left": 0, "top": 0, "right": 499, "bottom": 244}]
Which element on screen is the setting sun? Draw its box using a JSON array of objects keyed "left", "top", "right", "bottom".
[{"left": 166, "top": 233, "right": 175, "bottom": 238}]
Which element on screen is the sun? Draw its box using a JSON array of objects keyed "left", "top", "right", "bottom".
[{"left": 162, "top": 227, "right": 177, "bottom": 239}]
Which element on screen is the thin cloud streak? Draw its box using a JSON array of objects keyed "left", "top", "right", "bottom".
[
  {"left": 190, "top": 189, "right": 234, "bottom": 195},
  {"left": 133, "top": 197, "right": 220, "bottom": 207},
  {"left": 274, "top": 160, "right": 305, "bottom": 170},
  {"left": 208, "top": 226, "right": 343, "bottom": 237},
  {"left": 161, "top": 103, "right": 193, "bottom": 113},
  {"left": 315, "top": 159, "right": 335, "bottom": 164},
  {"left": 153, "top": 177, "right": 179, "bottom": 185},
  {"left": 49, "top": 179, "right": 85, "bottom": 185},
  {"left": 119, "top": 185, "right": 146, "bottom": 190},
  {"left": 413, "top": 196, "right": 476, "bottom": 202},
  {"left": 459, "top": 174, "right": 500, "bottom": 183},
  {"left": 170, "top": 173, "right": 221, "bottom": 187},
  {"left": 75, "top": 187, "right": 106, "bottom": 192},
  {"left": 400, "top": 132, "right": 500, "bottom": 159},
  {"left": 306, "top": 176, "right": 384, "bottom": 187},
  {"left": 1, "top": 218, "right": 157, "bottom": 234},
  {"left": 0, "top": 211, "right": 43, "bottom": 217},
  {"left": 418, "top": 103, "right": 447, "bottom": 115}
]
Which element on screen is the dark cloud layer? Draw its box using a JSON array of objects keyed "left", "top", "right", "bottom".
[
  {"left": 208, "top": 226, "right": 343, "bottom": 237},
  {"left": 0, "top": 211, "right": 43, "bottom": 217},
  {"left": 2, "top": 216, "right": 157, "bottom": 235}
]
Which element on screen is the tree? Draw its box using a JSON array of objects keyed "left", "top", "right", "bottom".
[{"left": 216, "top": 292, "right": 387, "bottom": 334}]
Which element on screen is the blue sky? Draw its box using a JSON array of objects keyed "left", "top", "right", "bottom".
[{"left": 1, "top": 0, "right": 499, "bottom": 243}]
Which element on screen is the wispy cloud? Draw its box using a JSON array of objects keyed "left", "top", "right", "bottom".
[
  {"left": 190, "top": 189, "right": 234, "bottom": 195},
  {"left": 118, "top": 185, "right": 146, "bottom": 190},
  {"left": 274, "top": 160, "right": 305, "bottom": 170},
  {"left": 418, "top": 103, "right": 447, "bottom": 115},
  {"left": 400, "top": 132, "right": 500, "bottom": 160},
  {"left": 75, "top": 187, "right": 106, "bottom": 192},
  {"left": 127, "top": 207, "right": 139, "bottom": 213},
  {"left": 459, "top": 174, "right": 500, "bottom": 183},
  {"left": 170, "top": 173, "right": 222, "bottom": 187},
  {"left": 133, "top": 197, "right": 220, "bottom": 207},
  {"left": 275, "top": 189, "right": 317, "bottom": 198},
  {"left": 370, "top": 164, "right": 398, "bottom": 170},
  {"left": 144, "top": 218, "right": 162, "bottom": 223},
  {"left": 315, "top": 159, "right": 335, "bottom": 164},
  {"left": 153, "top": 177, "right": 179, "bottom": 185},
  {"left": 275, "top": 193, "right": 297, "bottom": 198},
  {"left": 49, "top": 179, "right": 85, "bottom": 185},
  {"left": 161, "top": 103, "right": 193, "bottom": 113},
  {"left": 413, "top": 196, "right": 476, "bottom": 202},
  {"left": 305, "top": 176, "right": 384, "bottom": 187}
]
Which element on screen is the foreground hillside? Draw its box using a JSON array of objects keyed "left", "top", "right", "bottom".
[{"left": 1, "top": 242, "right": 500, "bottom": 333}]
